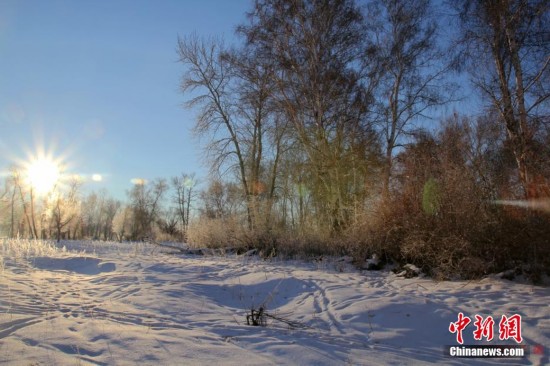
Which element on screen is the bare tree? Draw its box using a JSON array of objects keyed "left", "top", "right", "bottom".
[
  {"left": 48, "top": 178, "right": 81, "bottom": 242},
  {"left": 10, "top": 168, "right": 36, "bottom": 239},
  {"left": 80, "top": 191, "right": 121, "bottom": 241},
  {"left": 224, "top": 48, "right": 283, "bottom": 229},
  {"left": 127, "top": 178, "right": 168, "bottom": 240},
  {"left": 238, "top": 0, "right": 379, "bottom": 232},
  {"left": 0, "top": 179, "right": 10, "bottom": 236},
  {"left": 5, "top": 168, "right": 20, "bottom": 238},
  {"left": 368, "top": 0, "right": 455, "bottom": 198},
  {"left": 178, "top": 34, "right": 279, "bottom": 229},
  {"left": 171, "top": 172, "right": 197, "bottom": 241},
  {"left": 81, "top": 189, "right": 121, "bottom": 240},
  {"left": 454, "top": 0, "right": 550, "bottom": 198},
  {"left": 100, "top": 197, "right": 120, "bottom": 240},
  {"left": 112, "top": 205, "right": 132, "bottom": 242}
]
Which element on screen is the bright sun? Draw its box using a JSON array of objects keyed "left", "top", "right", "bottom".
[{"left": 26, "top": 157, "right": 60, "bottom": 195}]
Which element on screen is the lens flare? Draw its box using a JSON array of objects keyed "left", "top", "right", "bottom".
[
  {"left": 131, "top": 178, "right": 147, "bottom": 185},
  {"left": 493, "top": 199, "right": 550, "bottom": 213}
]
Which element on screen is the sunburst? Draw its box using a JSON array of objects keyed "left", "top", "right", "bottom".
[
  {"left": 26, "top": 157, "right": 61, "bottom": 195},
  {"left": 16, "top": 145, "right": 69, "bottom": 196}
]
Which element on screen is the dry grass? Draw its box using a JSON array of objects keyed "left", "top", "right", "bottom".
[
  {"left": 0, "top": 238, "right": 61, "bottom": 272},
  {"left": 0, "top": 238, "right": 59, "bottom": 259}
]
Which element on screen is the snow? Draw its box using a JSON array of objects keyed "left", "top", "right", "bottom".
[{"left": 1, "top": 240, "right": 549, "bottom": 365}]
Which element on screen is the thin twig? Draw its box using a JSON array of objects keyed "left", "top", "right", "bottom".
[{"left": 264, "top": 313, "right": 308, "bottom": 329}]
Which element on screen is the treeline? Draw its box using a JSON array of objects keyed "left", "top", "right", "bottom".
[
  {"left": 0, "top": 173, "right": 197, "bottom": 244},
  {"left": 177, "top": 0, "right": 550, "bottom": 280}
]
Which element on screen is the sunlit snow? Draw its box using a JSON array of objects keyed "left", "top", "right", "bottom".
[{"left": 1, "top": 240, "right": 548, "bottom": 365}]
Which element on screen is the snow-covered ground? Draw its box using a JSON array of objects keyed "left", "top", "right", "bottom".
[{"left": 1, "top": 240, "right": 548, "bottom": 365}]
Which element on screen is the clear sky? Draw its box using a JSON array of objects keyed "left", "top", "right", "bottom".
[{"left": 0, "top": 0, "right": 251, "bottom": 199}]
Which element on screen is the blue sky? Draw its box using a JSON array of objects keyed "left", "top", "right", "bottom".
[
  {"left": 0, "top": 0, "right": 479, "bottom": 201},
  {"left": 0, "top": 0, "right": 251, "bottom": 199}
]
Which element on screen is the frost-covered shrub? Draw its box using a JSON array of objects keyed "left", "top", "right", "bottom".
[{"left": 0, "top": 238, "right": 59, "bottom": 268}]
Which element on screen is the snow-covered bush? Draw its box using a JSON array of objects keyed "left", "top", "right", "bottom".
[{"left": 0, "top": 238, "right": 59, "bottom": 268}]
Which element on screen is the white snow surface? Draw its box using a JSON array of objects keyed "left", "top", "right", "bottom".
[{"left": 1, "top": 240, "right": 549, "bottom": 365}]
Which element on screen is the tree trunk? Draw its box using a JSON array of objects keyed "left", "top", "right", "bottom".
[
  {"left": 29, "top": 188, "right": 38, "bottom": 239},
  {"left": 10, "top": 185, "right": 16, "bottom": 238},
  {"left": 18, "top": 184, "right": 35, "bottom": 239}
]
